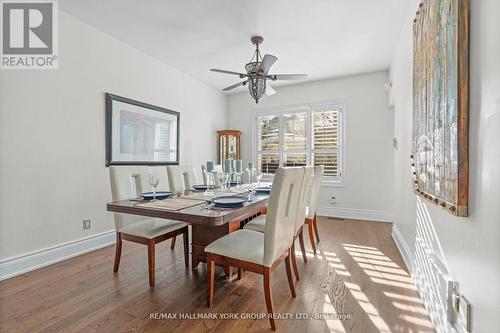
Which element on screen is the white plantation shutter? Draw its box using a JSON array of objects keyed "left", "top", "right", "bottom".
[
  {"left": 255, "top": 103, "right": 344, "bottom": 182},
  {"left": 312, "top": 109, "right": 341, "bottom": 178},
  {"left": 283, "top": 112, "right": 307, "bottom": 168},
  {"left": 258, "top": 115, "right": 280, "bottom": 174}
]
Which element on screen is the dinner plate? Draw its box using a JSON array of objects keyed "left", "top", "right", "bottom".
[
  {"left": 192, "top": 184, "right": 215, "bottom": 191},
  {"left": 253, "top": 186, "right": 272, "bottom": 194},
  {"left": 139, "top": 191, "right": 172, "bottom": 200},
  {"left": 212, "top": 195, "right": 247, "bottom": 208}
]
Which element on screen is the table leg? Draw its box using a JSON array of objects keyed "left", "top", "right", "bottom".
[
  {"left": 192, "top": 255, "right": 200, "bottom": 271},
  {"left": 223, "top": 265, "right": 233, "bottom": 279}
]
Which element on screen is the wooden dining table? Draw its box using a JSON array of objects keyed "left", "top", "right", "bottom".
[{"left": 106, "top": 189, "right": 269, "bottom": 275}]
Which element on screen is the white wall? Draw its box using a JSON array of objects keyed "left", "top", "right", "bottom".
[
  {"left": 0, "top": 12, "right": 226, "bottom": 260},
  {"left": 390, "top": 0, "right": 500, "bottom": 332},
  {"left": 227, "top": 72, "right": 394, "bottom": 221}
]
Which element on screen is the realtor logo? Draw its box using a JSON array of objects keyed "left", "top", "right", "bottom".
[{"left": 1, "top": 0, "right": 58, "bottom": 69}]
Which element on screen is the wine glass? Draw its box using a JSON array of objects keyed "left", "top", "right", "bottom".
[
  {"left": 148, "top": 172, "right": 160, "bottom": 201},
  {"left": 217, "top": 172, "right": 225, "bottom": 193},
  {"left": 223, "top": 172, "right": 231, "bottom": 191}
]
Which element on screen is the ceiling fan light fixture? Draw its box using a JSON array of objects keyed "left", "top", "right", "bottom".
[
  {"left": 249, "top": 77, "right": 266, "bottom": 103},
  {"left": 209, "top": 35, "right": 307, "bottom": 102}
]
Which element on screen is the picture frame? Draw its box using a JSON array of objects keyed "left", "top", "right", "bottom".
[
  {"left": 411, "top": 0, "right": 469, "bottom": 216},
  {"left": 105, "top": 93, "right": 180, "bottom": 166}
]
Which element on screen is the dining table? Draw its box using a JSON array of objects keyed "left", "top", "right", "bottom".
[{"left": 106, "top": 186, "right": 269, "bottom": 276}]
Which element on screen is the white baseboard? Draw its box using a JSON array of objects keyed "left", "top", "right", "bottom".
[
  {"left": 391, "top": 224, "right": 414, "bottom": 273},
  {"left": 0, "top": 230, "right": 116, "bottom": 281},
  {"left": 317, "top": 206, "right": 393, "bottom": 222}
]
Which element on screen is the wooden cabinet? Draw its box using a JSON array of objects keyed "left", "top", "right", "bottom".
[{"left": 217, "top": 130, "right": 241, "bottom": 163}]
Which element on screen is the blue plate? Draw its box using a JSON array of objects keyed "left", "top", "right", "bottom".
[
  {"left": 254, "top": 187, "right": 272, "bottom": 194},
  {"left": 140, "top": 191, "right": 172, "bottom": 200},
  {"left": 212, "top": 195, "right": 247, "bottom": 208},
  {"left": 192, "top": 184, "right": 215, "bottom": 191}
]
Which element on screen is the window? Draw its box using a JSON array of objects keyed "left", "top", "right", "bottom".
[{"left": 255, "top": 102, "right": 344, "bottom": 184}]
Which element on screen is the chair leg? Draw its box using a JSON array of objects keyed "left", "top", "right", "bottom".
[
  {"left": 207, "top": 256, "right": 215, "bottom": 307},
  {"left": 285, "top": 254, "right": 296, "bottom": 297},
  {"left": 182, "top": 229, "right": 189, "bottom": 267},
  {"left": 308, "top": 221, "right": 317, "bottom": 255},
  {"left": 147, "top": 241, "right": 155, "bottom": 287},
  {"left": 290, "top": 242, "right": 300, "bottom": 281},
  {"left": 298, "top": 229, "right": 308, "bottom": 263},
  {"left": 313, "top": 214, "right": 320, "bottom": 242},
  {"left": 113, "top": 232, "right": 122, "bottom": 272},
  {"left": 170, "top": 236, "right": 176, "bottom": 249},
  {"left": 263, "top": 268, "right": 276, "bottom": 331}
]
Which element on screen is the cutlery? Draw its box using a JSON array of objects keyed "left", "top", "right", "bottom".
[{"left": 202, "top": 203, "right": 229, "bottom": 211}]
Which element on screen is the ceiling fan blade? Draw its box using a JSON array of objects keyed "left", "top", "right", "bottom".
[
  {"left": 222, "top": 81, "right": 247, "bottom": 91},
  {"left": 210, "top": 69, "right": 247, "bottom": 77},
  {"left": 265, "top": 83, "right": 276, "bottom": 96},
  {"left": 258, "top": 54, "right": 278, "bottom": 74},
  {"left": 271, "top": 74, "right": 308, "bottom": 81}
]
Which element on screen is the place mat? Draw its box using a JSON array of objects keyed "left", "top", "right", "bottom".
[
  {"left": 182, "top": 192, "right": 216, "bottom": 200},
  {"left": 183, "top": 189, "right": 248, "bottom": 201},
  {"left": 136, "top": 198, "right": 206, "bottom": 211}
]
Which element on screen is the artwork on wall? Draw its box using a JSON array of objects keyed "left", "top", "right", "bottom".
[
  {"left": 105, "top": 93, "right": 180, "bottom": 166},
  {"left": 412, "top": 0, "right": 469, "bottom": 216}
]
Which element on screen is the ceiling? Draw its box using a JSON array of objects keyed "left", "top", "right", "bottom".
[{"left": 60, "top": 0, "right": 410, "bottom": 93}]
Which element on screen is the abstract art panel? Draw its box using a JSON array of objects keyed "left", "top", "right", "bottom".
[{"left": 412, "top": 0, "right": 469, "bottom": 216}]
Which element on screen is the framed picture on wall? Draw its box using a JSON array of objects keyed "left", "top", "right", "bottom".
[
  {"left": 105, "top": 93, "right": 180, "bottom": 166},
  {"left": 412, "top": 0, "right": 469, "bottom": 216}
]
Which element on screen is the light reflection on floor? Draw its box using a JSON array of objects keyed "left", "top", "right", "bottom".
[{"left": 296, "top": 219, "right": 435, "bottom": 333}]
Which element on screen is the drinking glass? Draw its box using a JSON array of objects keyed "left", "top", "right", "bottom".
[
  {"left": 217, "top": 172, "right": 226, "bottom": 193},
  {"left": 235, "top": 172, "right": 242, "bottom": 189},
  {"left": 223, "top": 172, "right": 231, "bottom": 191},
  {"left": 148, "top": 172, "right": 160, "bottom": 201},
  {"left": 204, "top": 171, "right": 215, "bottom": 196}
]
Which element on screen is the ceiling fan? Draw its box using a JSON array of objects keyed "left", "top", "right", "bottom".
[{"left": 210, "top": 36, "right": 308, "bottom": 103}]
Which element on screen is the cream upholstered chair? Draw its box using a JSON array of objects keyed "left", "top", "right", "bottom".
[
  {"left": 166, "top": 165, "right": 198, "bottom": 192},
  {"left": 243, "top": 167, "right": 313, "bottom": 281},
  {"left": 305, "top": 165, "right": 324, "bottom": 254},
  {"left": 166, "top": 165, "right": 198, "bottom": 249},
  {"left": 109, "top": 166, "right": 189, "bottom": 286},
  {"left": 205, "top": 167, "right": 305, "bottom": 331}
]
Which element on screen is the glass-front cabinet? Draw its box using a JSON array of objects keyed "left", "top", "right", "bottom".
[{"left": 217, "top": 130, "right": 241, "bottom": 163}]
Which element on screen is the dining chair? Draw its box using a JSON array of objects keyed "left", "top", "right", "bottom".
[
  {"left": 304, "top": 165, "right": 324, "bottom": 254},
  {"left": 205, "top": 167, "right": 305, "bottom": 331},
  {"left": 167, "top": 165, "right": 198, "bottom": 192},
  {"left": 166, "top": 165, "right": 198, "bottom": 249},
  {"left": 243, "top": 167, "right": 313, "bottom": 281},
  {"left": 109, "top": 166, "right": 189, "bottom": 286}
]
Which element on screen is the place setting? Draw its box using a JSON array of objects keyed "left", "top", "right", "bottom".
[{"left": 134, "top": 172, "right": 208, "bottom": 211}]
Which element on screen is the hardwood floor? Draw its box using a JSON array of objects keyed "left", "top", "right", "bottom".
[{"left": 0, "top": 218, "right": 435, "bottom": 333}]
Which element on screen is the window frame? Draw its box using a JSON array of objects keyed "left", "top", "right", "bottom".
[{"left": 252, "top": 100, "right": 346, "bottom": 187}]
